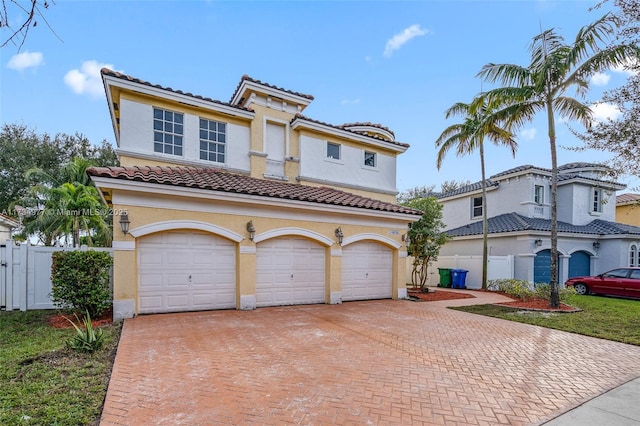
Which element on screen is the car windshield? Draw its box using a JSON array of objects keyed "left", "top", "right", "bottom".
[{"left": 603, "top": 269, "right": 629, "bottom": 278}]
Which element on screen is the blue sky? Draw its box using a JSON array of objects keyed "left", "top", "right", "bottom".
[{"left": 2, "top": 0, "right": 635, "bottom": 193}]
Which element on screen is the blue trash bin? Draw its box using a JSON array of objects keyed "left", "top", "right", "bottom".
[{"left": 451, "top": 269, "right": 469, "bottom": 289}]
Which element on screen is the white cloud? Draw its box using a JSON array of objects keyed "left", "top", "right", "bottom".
[
  {"left": 520, "top": 128, "right": 537, "bottom": 140},
  {"left": 590, "top": 72, "right": 610, "bottom": 86},
  {"left": 364, "top": 55, "right": 373, "bottom": 63},
  {"left": 64, "top": 60, "right": 118, "bottom": 97},
  {"left": 591, "top": 102, "right": 622, "bottom": 122},
  {"left": 7, "top": 51, "right": 44, "bottom": 71},
  {"left": 341, "top": 98, "right": 361, "bottom": 105},
  {"left": 383, "top": 24, "right": 429, "bottom": 58}
]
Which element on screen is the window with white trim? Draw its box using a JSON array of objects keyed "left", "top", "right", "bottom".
[
  {"left": 327, "top": 142, "right": 341, "bottom": 160},
  {"left": 153, "top": 108, "right": 183, "bottom": 156},
  {"left": 630, "top": 244, "right": 638, "bottom": 267},
  {"left": 534, "top": 185, "right": 544, "bottom": 205},
  {"left": 592, "top": 188, "right": 603, "bottom": 213},
  {"left": 364, "top": 151, "right": 376, "bottom": 167},
  {"left": 471, "top": 196, "right": 483, "bottom": 219},
  {"left": 199, "top": 118, "right": 226, "bottom": 163}
]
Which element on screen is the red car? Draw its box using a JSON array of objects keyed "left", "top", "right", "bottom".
[{"left": 565, "top": 268, "right": 640, "bottom": 299}]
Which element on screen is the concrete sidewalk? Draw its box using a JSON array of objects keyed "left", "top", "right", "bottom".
[{"left": 544, "top": 376, "right": 640, "bottom": 425}]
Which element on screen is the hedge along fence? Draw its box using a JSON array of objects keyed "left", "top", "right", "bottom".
[{"left": 51, "top": 250, "right": 113, "bottom": 317}]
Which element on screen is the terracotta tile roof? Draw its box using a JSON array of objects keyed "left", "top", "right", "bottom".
[
  {"left": 101, "top": 68, "right": 252, "bottom": 113},
  {"left": 86, "top": 166, "right": 422, "bottom": 216},
  {"left": 617, "top": 193, "right": 640, "bottom": 204},
  {"left": 340, "top": 122, "right": 396, "bottom": 139},
  {"left": 292, "top": 114, "right": 409, "bottom": 149},
  {"left": 229, "top": 75, "right": 315, "bottom": 104},
  {"left": 0, "top": 213, "right": 18, "bottom": 227}
]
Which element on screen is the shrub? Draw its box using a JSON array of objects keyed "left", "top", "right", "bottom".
[
  {"left": 51, "top": 250, "right": 112, "bottom": 317},
  {"left": 533, "top": 283, "right": 576, "bottom": 303},
  {"left": 486, "top": 279, "right": 535, "bottom": 301},
  {"left": 65, "top": 311, "right": 105, "bottom": 353}
]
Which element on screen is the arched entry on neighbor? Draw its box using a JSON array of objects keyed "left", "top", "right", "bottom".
[
  {"left": 533, "top": 249, "right": 562, "bottom": 284},
  {"left": 568, "top": 251, "right": 591, "bottom": 278},
  {"left": 133, "top": 221, "right": 244, "bottom": 314},
  {"left": 341, "top": 234, "right": 400, "bottom": 302},
  {"left": 253, "top": 228, "right": 332, "bottom": 308}
]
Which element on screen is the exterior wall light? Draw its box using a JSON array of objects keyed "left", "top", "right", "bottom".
[
  {"left": 119, "top": 212, "right": 130, "bottom": 235},
  {"left": 593, "top": 241, "right": 601, "bottom": 249},
  {"left": 335, "top": 227, "right": 344, "bottom": 245},
  {"left": 534, "top": 239, "right": 542, "bottom": 247},
  {"left": 246, "top": 220, "right": 256, "bottom": 241},
  {"left": 402, "top": 233, "right": 410, "bottom": 247}
]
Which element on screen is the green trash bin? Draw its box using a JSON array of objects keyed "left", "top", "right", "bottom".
[{"left": 438, "top": 268, "right": 452, "bottom": 288}]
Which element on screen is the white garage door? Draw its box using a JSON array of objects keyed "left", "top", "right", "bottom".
[
  {"left": 256, "top": 237, "right": 325, "bottom": 307},
  {"left": 342, "top": 241, "right": 393, "bottom": 301},
  {"left": 138, "top": 231, "right": 236, "bottom": 314}
]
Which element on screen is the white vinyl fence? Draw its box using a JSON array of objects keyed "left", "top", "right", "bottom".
[
  {"left": 0, "top": 241, "right": 112, "bottom": 311},
  {"left": 407, "top": 255, "right": 514, "bottom": 290}
]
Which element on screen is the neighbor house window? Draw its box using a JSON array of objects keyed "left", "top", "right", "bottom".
[
  {"left": 630, "top": 244, "right": 638, "bottom": 267},
  {"left": 471, "top": 196, "right": 483, "bottom": 218},
  {"left": 327, "top": 142, "right": 341, "bottom": 160},
  {"left": 534, "top": 185, "right": 544, "bottom": 205},
  {"left": 592, "top": 188, "right": 603, "bottom": 213},
  {"left": 199, "top": 118, "right": 226, "bottom": 163},
  {"left": 153, "top": 108, "right": 183, "bottom": 156},
  {"left": 364, "top": 151, "right": 376, "bottom": 167}
]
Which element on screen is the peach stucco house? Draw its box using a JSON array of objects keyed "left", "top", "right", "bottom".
[{"left": 88, "top": 69, "right": 422, "bottom": 320}]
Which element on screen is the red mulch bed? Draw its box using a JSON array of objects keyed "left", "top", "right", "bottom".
[
  {"left": 49, "top": 307, "right": 113, "bottom": 329},
  {"left": 496, "top": 298, "right": 578, "bottom": 312},
  {"left": 407, "top": 289, "right": 476, "bottom": 301}
]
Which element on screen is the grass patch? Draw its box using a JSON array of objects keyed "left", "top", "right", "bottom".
[
  {"left": 0, "top": 310, "right": 121, "bottom": 425},
  {"left": 452, "top": 294, "right": 640, "bottom": 345}
]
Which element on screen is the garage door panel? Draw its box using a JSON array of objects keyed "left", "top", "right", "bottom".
[
  {"left": 342, "top": 242, "right": 392, "bottom": 302},
  {"left": 138, "top": 231, "right": 236, "bottom": 313}
]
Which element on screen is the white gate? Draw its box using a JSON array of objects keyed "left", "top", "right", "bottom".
[{"left": 0, "top": 241, "right": 113, "bottom": 311}]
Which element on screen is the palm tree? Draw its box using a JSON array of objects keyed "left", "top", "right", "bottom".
[
  {"left": 435, "top": 96, "right": 518, "bottom": 289},
  {"left": 477, "top": 14, "right": 640, "bottom": 307}
]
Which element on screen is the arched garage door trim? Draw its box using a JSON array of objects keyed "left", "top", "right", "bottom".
[
  {"left": 342, "top": 233, "right": 401, "bottom": 249},
  {"left": 254, "top": 227, "right": 333, "bottom": 246},
  {"left": 130, "top": 220, "right": 244, "bottom": 242}
]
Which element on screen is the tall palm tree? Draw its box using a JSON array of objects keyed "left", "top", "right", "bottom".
[
  {"left": 435, "top": 95, "right": 518, "bottom": 289},
  {"left": 477, "top": 14, "right": 640, "bottom": 307}
]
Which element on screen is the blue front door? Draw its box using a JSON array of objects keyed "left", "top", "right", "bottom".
[{"left": 568, "top": 251, "right": 590, "bottom": 278}]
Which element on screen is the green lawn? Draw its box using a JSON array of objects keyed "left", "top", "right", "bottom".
[
  {"left": 0, "top": 310, "right": 121, "bottom": 425},
  {"left": 452, "top": 294, "right": 640, "bottom": 345}
]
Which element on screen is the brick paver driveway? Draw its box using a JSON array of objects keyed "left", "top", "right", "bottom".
[{"left": 101, "top": 290, "right": 640, "bottom": 425}]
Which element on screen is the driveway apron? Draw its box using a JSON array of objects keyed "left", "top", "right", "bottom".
[{"left": 101, "top": 290, "right": 640, "bottom": 425}]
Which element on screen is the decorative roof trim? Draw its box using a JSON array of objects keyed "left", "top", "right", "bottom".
[{"left": 230, "top": 75, "right": 314, "bottom": 109}]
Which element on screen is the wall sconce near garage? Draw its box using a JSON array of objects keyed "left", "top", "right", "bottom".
[
  {"left": 402, "top": 233, "right": 410, "bottom": 247},
  {"left": 246, "top": 220, "right": 256, "bottom": 241},
  {"left": 534, "top": 239, "right": 542, "bottom": 247},
  {"left": 593, "top": 241, "right": 601, "bottom": 249},
  {"left": 335, "top": 227, "right": 344, "bottom": 245},
  {"left": 119, "top": 212, "right": 130, "bottom": 235}
]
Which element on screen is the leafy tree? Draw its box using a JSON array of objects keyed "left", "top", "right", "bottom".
[
  {"left": 434, "top": 96, "right": 518, "bottom": 289},
  {"left": 477, "top": 13, "right": 639, "bottom": 307},
  {"left": 572, "top": 0, "right": 640, "bottom": 181},
  {"left": 440, "top": 179, "right": 471, "bottom": 194},
  {"left": 402, "top": 196, "right": 449, "bottom": 291},
  {"left": 397, "top": 180, "right": 471, "bottom": 204}
]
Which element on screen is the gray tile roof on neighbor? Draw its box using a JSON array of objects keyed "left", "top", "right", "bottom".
[
  {"left": 436, "top": 180, "right": 498, "bottom": 199},
  {"left": 445, "top": 212, "right": 640, "bottom": 237},
  {"left": 87, "top": 166, "right": 423, "bottom": 216}
]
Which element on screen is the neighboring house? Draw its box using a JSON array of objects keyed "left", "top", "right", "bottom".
[
  {"left": 0, "top": 214, "right": 18, "bottom": 243},
  {"left": 437, "top": 163, "right": 640, "bottom": 287},
  {"left": 88, "top": 69, "right": 422, "bottom": 320},
  {"left": 616, "top": 193, "right": 640, "bottom": 227}
]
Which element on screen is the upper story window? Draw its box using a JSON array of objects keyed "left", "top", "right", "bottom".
[
  {"left": 364, "top": 151, "right": 376, "bottom": 167},
  {"left": 471, "top": 196, "right": 483, "bottom": 219},
  {"left": 153, "top": 108, "right": 183, "bottom": 156},
  {"left": 630, "top": 244, "right": 638, "bottom": 267},
  {"left": 534, "top": 185, "right": 544, "bottom": 205},
  {"left": 327, "top": 142, "right": 341, "bottom": 160},
  {"left": 199, "top": 118, "right": 226, "bottom": 163},
  {"left": 592, "top": 188, "right": 603, "bottom": 213}
]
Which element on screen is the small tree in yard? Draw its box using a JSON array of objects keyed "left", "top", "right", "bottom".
[
  {"left": 403, "top": 197, "right": 450, "bottom": 291},
  {"left": 51, "top": 250, "right": 112, "bottom": 317}
]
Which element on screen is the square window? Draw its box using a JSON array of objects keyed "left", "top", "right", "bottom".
[
  {"left": 364, "top": 151, "right": 376, "bottom": 167},
  {"left": 152, "top": 108, "right": 184, "bottom": 157},
  {"left": 327, "top": 142, "right": 341, "bottom": 160},
  {"left": 199, "top": 117, "right": 227, "bottom": 163}
]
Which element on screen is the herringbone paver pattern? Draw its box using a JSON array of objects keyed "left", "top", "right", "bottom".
[{"left": 101, "top": 290, "right": 640, "bottom": 425}]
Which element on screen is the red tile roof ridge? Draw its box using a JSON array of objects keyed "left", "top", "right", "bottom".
[
  {"left": 229, "top": 75, "right": 315, "bottom": 104},
  {"left": 339, "top": 122, "right": 395, "bottom": 138},
  {"left": 86, "top": 166, "right": 422, "bottom": 216}
]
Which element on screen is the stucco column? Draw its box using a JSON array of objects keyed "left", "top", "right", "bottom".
[
  {"left": 396, "top": 249, "right": 408, "bottom": 299},
  {"left": 111, "top": 243, "right": 136, "bottom": 321},
  {"left": 238, "top": 246, "right": 257, "bottom": 309},
  {"left": 329, "top": 246, "right": 342, "bottom": 304}
]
